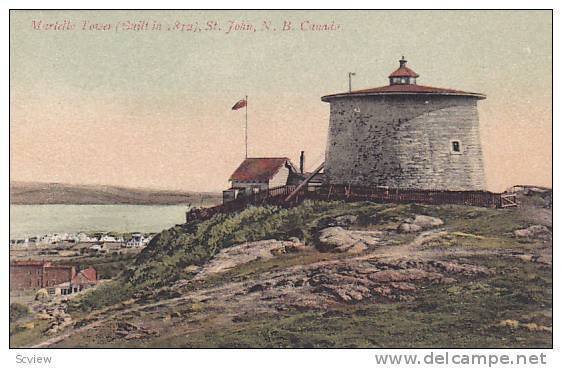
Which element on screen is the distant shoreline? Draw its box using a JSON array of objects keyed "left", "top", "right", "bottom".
[{"left": 10, "top": 181, "right": 221, "bottom": 206}]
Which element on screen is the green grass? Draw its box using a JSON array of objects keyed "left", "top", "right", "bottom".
[
  {"left": 126, "top": 201, "right": 390, "bottom": 289},
  {"left": 421, "top": 232, "right": 526, "bottom": 250},
  {"left": 53, "top": 252, "right": 138, "bottom": 280},
  {"left": 9, "top": 303, "right": 29, "bottom": 323},
  {"left": 192, "top": 248, "right": 344, "bottom": 291},
  {"left": 9, "top": 320, "right": 50, "bottom": 348},
  {"left": 67, "top": 281, "right": 135, "bottom": 314}
]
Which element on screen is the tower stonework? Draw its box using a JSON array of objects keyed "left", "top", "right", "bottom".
[{"left": 322, "top": 58, "right": 486, "bottom": 191}]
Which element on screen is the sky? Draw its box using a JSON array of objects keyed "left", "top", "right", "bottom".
[{"left": 10, "top": 10, "right": 552, "bottom": 192}]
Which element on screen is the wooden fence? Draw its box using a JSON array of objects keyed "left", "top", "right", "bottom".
[
  {"left": 186, "top": 185, "right": 296, "bottom": 222},
  {"left": 303, "top": 185, "right": 503, "bottom": 207},
  {"left": 186, "top": 184, "right": 513, "bottom": 222}
]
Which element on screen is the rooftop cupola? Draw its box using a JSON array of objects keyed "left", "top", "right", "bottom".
[{"left": 388, "top": 56, "right": 419, "bottom": 85}]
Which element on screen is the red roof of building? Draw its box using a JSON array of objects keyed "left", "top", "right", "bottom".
[
  {"left": 354, "top": 84, "right": 478, "bottom": 94},
  {"left": 81, "top": 268, "right": 97, "bottom": 281},
  {"left": 72, "top": 267, "right": 97, "bottom": 284},
  {"left": 322, "top": 83, "right": 486, "bottom": 101},
  {"left": 230, "top": 158, "right": 292, "bottom": 182},
  {"left": 322, "top": 57, "right": 485, "bottom": 102},
  {"left": 389, "top": 66, "right": 419, "bottom": 78}
]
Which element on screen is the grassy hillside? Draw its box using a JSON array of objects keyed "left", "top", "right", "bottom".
[
  {"left": 12, "top": 197, "right": 552, "bottom": 348},
  {"left": 130, "top": 199, "right": 548, "bottom": 287},
  {"left": 10, "top": 181, "right": 221, "bottom": 205}
]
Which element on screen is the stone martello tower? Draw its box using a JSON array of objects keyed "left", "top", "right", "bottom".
[{"left": 321, "top": 57, "right": 486, "bottom": 191}]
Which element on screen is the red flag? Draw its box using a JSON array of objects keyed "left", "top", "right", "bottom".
[{"left": 231, "top": 99, "right": 247, "bottom": 110}]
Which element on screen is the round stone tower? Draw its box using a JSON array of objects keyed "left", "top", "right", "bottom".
[{"left": 321, "top": 57, "right": 487, "bottom": 191}]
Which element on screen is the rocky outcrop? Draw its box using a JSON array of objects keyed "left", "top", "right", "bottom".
[
  {"left": 514, "top": 225, "right": 551, "bottom": 240},
  {"left": 399, "top": 215, "right": 444, "bottom": 233},
  {"left": 193, "top": 239, "right": 306, "bottom": 280},
  {"left": 41, "top": 304, "right": 73, "bottom": 335},
  {"left": 238, "top": 258, "right": 494, "bottom": 308},
  {"left": 325, "top": 215, "right": 359, "bottom": 228},
  {"left": 398, "top": 223, "right": 422, "bottom": 233},
  {"left": 498, "top": 319, "right": 552, "bottom": 333},
  {"left": 317, "top": 227, "right": 381, "bottom": 253},
  {"left": 114, "top": 321, "right": 158, "bottom": 340}
]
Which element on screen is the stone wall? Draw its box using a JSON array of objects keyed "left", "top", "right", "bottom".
[{"left": 324, "top": 95, "right": 486, "bottom": 190}]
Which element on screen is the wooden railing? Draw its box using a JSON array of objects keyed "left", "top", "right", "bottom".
[{"left": 186, "top": 184, "right": 512, "bottom": 222}]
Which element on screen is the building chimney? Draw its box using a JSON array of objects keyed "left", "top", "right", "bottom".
[{"left": 299, "top": 151, "right": 305, "bottom": 174}]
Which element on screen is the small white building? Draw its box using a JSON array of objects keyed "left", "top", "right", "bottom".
[
  {"left": 89, "top": 243, "right": 104, "bottom": 251},
  {"left": 38, "top": 233, "right": 61, "bottom": 244},
  {"left": 126, "top": 233, "right": 151, "bottom": 248},
  {"left": 100, "top": 235, "right": 117, "bottom": 243},
  {"left": 75, "top": 233, "right": 94, "bottom": 242}
]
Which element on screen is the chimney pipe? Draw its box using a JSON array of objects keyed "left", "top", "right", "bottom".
[{"left": 299, "top": 151, "right": 305, "bottom": 174}]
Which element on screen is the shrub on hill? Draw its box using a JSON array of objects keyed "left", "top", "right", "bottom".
[
  {"left": 9, "top": 303, "right": 29, "bottom": 323},
  {"left": 126, "top": 201, "right": 376, "bottom": 288}
]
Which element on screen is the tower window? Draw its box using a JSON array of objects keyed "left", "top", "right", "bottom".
[{"left": 450, "top": 140, "right": 462, "bottom": 154}]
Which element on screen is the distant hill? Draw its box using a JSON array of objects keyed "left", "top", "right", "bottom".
[{"left": 10, "top": 181, "right": 221, "bottom": 206}]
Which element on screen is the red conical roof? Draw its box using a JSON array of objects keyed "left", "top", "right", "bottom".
[
  {"left": 388, "top": 66, "right": 419, "bottom": 78},
  {"left": 389, "top": 57, "right": 419, "bottom": 78}
]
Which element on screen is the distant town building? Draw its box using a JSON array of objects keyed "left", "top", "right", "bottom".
[
  {"left": 10, "top": 260, "right": 98, "bottom": 294},
  {"left": 100, "top": 235, "right": 117, "bottom": 243},
  {"left": 75, "top": 232, "right": 98, "bottom": 243},
  {"left": 9, "top": 260, "right": 75, "bottom": 290},
  {"left": 67, "top": 267, "right": 97, "bottom": 294},
  {"left": 223, "top": 157, "right": 298, "bottom": 203},
  {"left": 89, "top": 243, "right": 105, "bottom": 252},
  {"left": 126, "top": 233, "right": 151, "bottom": 248}
]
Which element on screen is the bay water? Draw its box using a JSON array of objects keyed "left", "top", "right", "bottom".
[{"left": 10, "top": 204, "right": 190, "bottom": 239}]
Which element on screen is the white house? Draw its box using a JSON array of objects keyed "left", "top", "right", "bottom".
[
  {"left": 126, "top": 233, "right": 151, "bottom": 248},
  {"left": 100, "top": 235, "right": 118, "bottom": 243},
  {"left": 89, "top": 243, "right": 104, "bottom": 251}
]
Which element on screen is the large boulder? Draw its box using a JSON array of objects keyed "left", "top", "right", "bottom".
[
  {"left": 331, "top": 215, "right": 358, "bottom": 227},
  {"left": 398, "top": 223, "right": 422, "bottom": 233},
  {"left": 413, "top": 215, "right": 444, "bottom": 228},
  {"left": 317, "top": 227, "right": 380, "bottom": 253},
  {"left": 399, "top": 215, "right": 443, "bottom": 233},
  {"left": 514, "top": 225, "right": 551, "bottom": 239},
  {"left": 34, "top": 288, "right": 50, "bottom": 302},
  {"left": 193, "top": 239, "right": 306, "bottom": 279},
  {"left": 22, "top": 322, "right": 35, "bottom": 330}
]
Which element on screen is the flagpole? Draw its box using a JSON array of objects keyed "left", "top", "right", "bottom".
[{"left": 245, "top": 95, "right": 248, "bottom": 159}]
